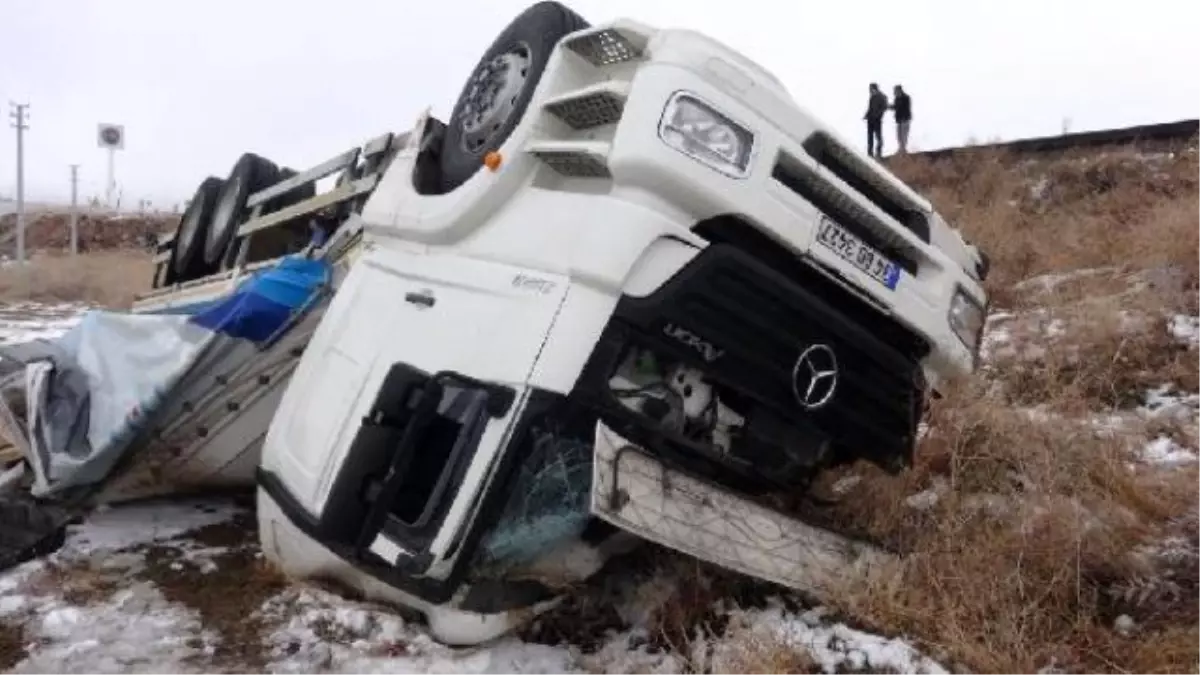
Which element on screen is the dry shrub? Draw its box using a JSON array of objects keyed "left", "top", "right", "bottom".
[
  {"left": 889, "top": 143, "right": 1199, "bottom": 309},
  {"left": 815, "top": 379, "right": 1199, "bottom": 673},
  {"left": 0, "top": 251, "right": 154, "bottom": 309},
  {"left": 989, "top": 302, "right": 1199, "bottom": 410},
  {"left": 709, "top": 622, "right": 823, "bottom": 674}
]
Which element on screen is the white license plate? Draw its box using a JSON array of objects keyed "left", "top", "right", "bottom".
[{"left": 816, "top": 216, "right": 902, "bottom": 290}]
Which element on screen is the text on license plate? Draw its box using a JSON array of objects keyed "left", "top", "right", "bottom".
[{"left": 816, "top": 217, "right": 902, "bottom": 290}]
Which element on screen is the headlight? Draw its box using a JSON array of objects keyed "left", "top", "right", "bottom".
[
  {"left": 948, "top": 286, "right": 986, "bottom": 353},
  {"left": 658, "top": 92, "right": 755, "bottom": 178}
]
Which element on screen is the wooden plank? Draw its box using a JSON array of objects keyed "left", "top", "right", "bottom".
[
  {"left": 236, "top": 174, "right": 380, "bottom": 238},
  {"left": 246, "top": 147, "right": 361, "bottom": 209}
]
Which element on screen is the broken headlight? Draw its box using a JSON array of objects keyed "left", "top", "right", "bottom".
[{"left": 658, "top": 92, "right": 755, "bottom": 178}]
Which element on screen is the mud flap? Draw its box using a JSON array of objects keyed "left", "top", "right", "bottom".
[{"left": 589, "top": 422, "right": 896, "bottom": 598}]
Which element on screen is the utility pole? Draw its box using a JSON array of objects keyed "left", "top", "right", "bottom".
[
  {"left": 8, "top": 102, "right": 29, "bottom": 264},
  {"left": 69, "top": 165, "right": 80, "bottom": 255}
]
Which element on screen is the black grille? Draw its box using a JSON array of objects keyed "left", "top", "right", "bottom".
[
  {"left": 800, "top": 133, "right": 931, "bottom": 243},
  {"left": 695, "top": 217, "right": 929, "bottom": 362},
  {"left": 611, "top": 242, "right": 926, "bottom": 467},
  {"left": 770, "top": 159, "right": 920, "bottom": 276}
]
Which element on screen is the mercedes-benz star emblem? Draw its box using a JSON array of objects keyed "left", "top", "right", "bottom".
[{"left": 791, "top": 344, "right": 838, "bottom": 411}]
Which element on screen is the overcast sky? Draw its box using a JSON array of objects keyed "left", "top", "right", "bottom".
[{"left": 2, "top": 0, "right": 1197, "bottom": 207}]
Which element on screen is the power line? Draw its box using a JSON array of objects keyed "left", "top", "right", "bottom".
[{"left": 8, "top": 102, "right": 29, "bottom": 264}]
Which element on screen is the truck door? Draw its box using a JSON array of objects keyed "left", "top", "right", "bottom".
[{"left": 259, "top": 243, "right": 569, "bottom": 584}]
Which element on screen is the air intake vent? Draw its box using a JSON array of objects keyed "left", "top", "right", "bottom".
[
  {"left": 772, "top": 152, "right": 920, "bottom": 275},
  {"left": 527, "top": 140, "right": 612, "bottom": 178},
  {"left": 802, "top": 132, "right": 931, "bottom": 242},
  {"left": 564, "top": 27, "right": 647, "bottom": 66},
  {"left": 543, "top": 83, "right": 628, "bottom": 130}
]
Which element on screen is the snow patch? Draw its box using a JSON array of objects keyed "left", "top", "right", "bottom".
[
  {"left": 60, "top": 499, "right": 240, "bottom": 557},
  {"left": 1168, "top": 314, "right": 1199, "bottom": 347},
  {"left": 713, "top": 602, "right": 948, "bottom": 674},
  {"left": 0, "top": 303, "right": 86, "bottom": 343},
  {"left": 1140, "top": 436, "right": 1198, "bottom": 466},
  {"left": 9, "top": 582, "right": 218, "bottom": 674}
]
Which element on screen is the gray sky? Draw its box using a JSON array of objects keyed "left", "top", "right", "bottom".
[{"left": 2, "top": 0, "right": 1197, "bottom": 207}]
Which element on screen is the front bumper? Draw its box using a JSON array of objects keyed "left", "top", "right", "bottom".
[{"left": 590, "top": 421, "right": 893, "bottom": 596}]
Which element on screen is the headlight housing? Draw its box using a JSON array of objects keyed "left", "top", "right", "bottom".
[
  {"left": 658, "top": 92, "right": 755, "bottom": 178},
  {"left": 948, "top": 286, "right": 986, "bottom": 355}
]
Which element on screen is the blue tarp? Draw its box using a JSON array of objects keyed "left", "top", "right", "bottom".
[
  {"left": 190, "top": 257, "right": 330, "bottom": 342},
  {"left": 0, "top": 256, "right": 330, "bottom": 496}
]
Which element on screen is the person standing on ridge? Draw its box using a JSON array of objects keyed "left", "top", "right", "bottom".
[
  {"left": 864, "top": 83, "right": 888, "bottom": 158},
  {"left": 891, "top": 85, "right": 912, "bottom": 154}
]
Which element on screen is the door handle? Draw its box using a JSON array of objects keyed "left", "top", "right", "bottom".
[{"left": 404, "top": 291, "right": 435, "bottom": 308}]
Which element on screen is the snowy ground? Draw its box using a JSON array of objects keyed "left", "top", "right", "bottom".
[
  {"left": 0, "top": 496, "right": 947, "bottom": 674},
  {"left": 0, "top": 272, "right": 1195, "bottom": 674}
]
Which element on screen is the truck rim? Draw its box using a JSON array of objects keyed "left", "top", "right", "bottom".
[{"left": 458, "top": 44, "right": 532, "bottom": 155}]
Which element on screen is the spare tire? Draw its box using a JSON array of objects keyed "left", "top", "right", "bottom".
[
  {"left": 172, "top": 176, "right": 224, "bottom": 279},
  {"left": 203, "top": 153, "right": 281, "bottom": 266},
  {"left": 438, "top": 1, "right": 589, "bottom": 192}
]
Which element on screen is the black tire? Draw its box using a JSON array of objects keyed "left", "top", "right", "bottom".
[
  {"left": 438, "top": 1, "right": 589, "bottom": 192},
  {"left": 171, "top": 176, "right": 224, "bottom": 279},
  {"left": 0, "top": 496, "right": 72, "bottom": 572},
  {"left": 203, "top": 153, "right": 281, "bottom": 267}
]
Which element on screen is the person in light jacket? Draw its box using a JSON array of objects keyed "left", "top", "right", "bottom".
[
  {"left": 864, "top": 83, "right": 888, "bottom": 158},
  {"left": 891, "top": 85, "right": 913, "bottom": 154}
]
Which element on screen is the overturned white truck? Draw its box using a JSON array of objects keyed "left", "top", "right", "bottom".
[{"left": 0, "top": 1, "right": 989, "bottom": 645}]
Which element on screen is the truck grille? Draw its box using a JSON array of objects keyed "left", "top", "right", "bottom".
[
  {"left": 800, "top": 132, "right": 931, "bottom": 242},
  {"left": 612, "top": 241, "right": 927, "bottom": 467},
  {"left": 772, "top": 151, "right": 921, "bottom": 275}
]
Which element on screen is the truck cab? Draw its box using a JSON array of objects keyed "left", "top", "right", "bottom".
[{"left": 255, "top": 2, "right": 988, "bottom": 644}]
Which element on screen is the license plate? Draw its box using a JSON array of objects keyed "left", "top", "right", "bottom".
[{"left": 816, "top": 216, "right": 902, "bottom": 290}]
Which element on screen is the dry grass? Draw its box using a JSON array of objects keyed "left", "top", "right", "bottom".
[
  {"left": 889, "top": 144, "right": 1199, "bottom": 309},
  {"left": 814, "top": 383, "right": 1199, "bottom": 674},
  {"left": 0, "top": 250, "right": 154, "bottom": 309}
]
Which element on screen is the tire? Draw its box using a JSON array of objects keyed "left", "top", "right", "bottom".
[
  {"left": 203, "top": 153, "right": 281, "bottom": 267},
  {"left": 171, "top": 176, "right": 224, "bottom": 279},
  {"left": 438, "top": 1, "right": 590, "bottom": 192}
]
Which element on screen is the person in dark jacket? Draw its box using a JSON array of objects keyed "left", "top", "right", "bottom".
[
  {"left": 864, "top": 83, "right": 888, "bottom": 158},
  {"left": 891, "top": 85, "right": 912, "bottom": 154}
]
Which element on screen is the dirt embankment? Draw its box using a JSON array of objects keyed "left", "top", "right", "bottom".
[{"left": 0, "top": 211, "right": 178, "bottom": 254}]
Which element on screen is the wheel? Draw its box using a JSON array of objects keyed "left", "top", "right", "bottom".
[
  {"left": 203, "top": 153, "right": 281, "bottom": 267},
  {"left": 438, "top": 1, "right": 590, "bottom": 192},
  {"left": 171, "top": 176, "right": 224, "bottom": 280}
]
